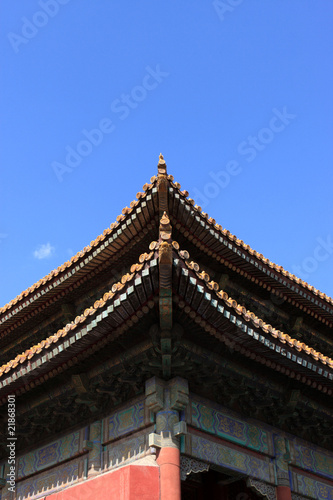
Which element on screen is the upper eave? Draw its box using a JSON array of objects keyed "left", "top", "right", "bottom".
[
  {"left": 0, "top": 178, "right": 160, "bottom": 335},
  {"left": 1, "top": 157, "right": 332, "bottom": 335},
  {"left": 166, "top": 179, "right": 333, "bottom": 326}
]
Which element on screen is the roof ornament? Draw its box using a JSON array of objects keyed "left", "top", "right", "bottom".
[
  {"left": 157, "top": 152, "right": 167, "bottom": 176},
  {"left": 158, "top": 208, "right": 173, "bottom": 333},
  {"left": 159, "top": 211, "right": 172, "bottom": 241}
]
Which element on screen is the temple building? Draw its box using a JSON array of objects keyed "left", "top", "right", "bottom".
[{"left": 0, "top": 155, "right": 332, "bottom": 499}]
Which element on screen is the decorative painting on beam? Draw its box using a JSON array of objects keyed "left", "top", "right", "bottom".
[
  {"left": 290, "top": 469, "right": 333, "bottom": 500},
  {"left": 3, "top": 456, "right": 84, "bottom": 500},
  {"left": 189, "top": 394, "right": 333, "bottom": 487},
  {"left": 291, "top": 441, "right": 333, "bottom": 481},
  {"left": 17, "top": 428, "right": 86, "bottom": 480},
  {"left": 105, "top": 431, "right": 152, "bottom": 470},
  {"left": 189, "top": 433, "right": 275, "bottom": 484},
  {"left": 106, "top": 400, "right": 145, "bottom": 442},
  {"left": 191, "top": 399, "right": 272, "bottom": 455}
]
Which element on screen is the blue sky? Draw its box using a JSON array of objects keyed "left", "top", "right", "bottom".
[{"left": 1, "top": 1, "right": 333, "bottom": 306}]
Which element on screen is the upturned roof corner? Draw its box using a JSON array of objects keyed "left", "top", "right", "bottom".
[
  {"left": 2, "top": 155, "right": 332, "bottom": 333},
  {"left": 0, "top": 153, "right": 332, "bottom": 476}
]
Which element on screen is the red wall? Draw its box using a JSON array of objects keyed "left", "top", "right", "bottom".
[{"left": 46, "top": 464, "right": 159, "bottom": 500}]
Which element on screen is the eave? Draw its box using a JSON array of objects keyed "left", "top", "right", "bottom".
[
  {"left": 0, "top": 236, "right": 332, "bottom": 456},
  {"left": 172, "top": 246, "right": 333, "bottom": 391},
  {"left": 0, "top": 248, "right": 159, "bottom": 400},
  {"left": 0, "top": 181, "right": 159, "bottom": 338},
  {"left": 1, "top": 243, "right": 332, "bottom": 402},
  {"left": 2, "top": 155, "right": 332, "bottom": 341},
  {"left": 167, "top": 182, "right": 333, "bottom": 327}
]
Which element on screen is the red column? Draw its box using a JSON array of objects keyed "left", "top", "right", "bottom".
[
  {"left": 276, "top": 485, "right": 292, "bottom": 500},
  {"left": 157, "top": 446, "right": 181, "bottom": 500}
]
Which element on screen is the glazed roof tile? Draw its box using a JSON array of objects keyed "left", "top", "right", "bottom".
[
  {"left": 0, "top": 239, "right": 331, "bottom": 392},
  {"left": 0, "top": 180, "right": 157, "bottom": 316},
  {"left": 1, "top": 161, "right": 332, "bottom": 325},
  {"left": 174, "top": 244, "right": 333, "bottom": 371},
  {"left": 167, "top": 175, "right": 333, "bottom": 307},
  {"left": 0, "top": 247, "right": 158, "bottom": 378}
]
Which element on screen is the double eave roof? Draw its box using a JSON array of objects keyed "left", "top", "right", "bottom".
[
  {"left": 1, "top": 167, "right": 332, "bottom": 338},
  {"left": 1, "top": 240, "right": 332, "bottom": 403}
]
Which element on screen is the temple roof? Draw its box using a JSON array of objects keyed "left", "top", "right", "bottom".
[
  {"left": 0, "top": 181, "right": 158, "bottom": 317},
  {"left": 0, "top": 154, "right": 332, "bottom": 456},
  {"left": 0, "top": 239, "right": 332, "bottom": 393},
  {"left": 1, "top": 155, "right": 332, "bottom": 326},
  {"left": 0, "top": 247, "right": 158, "bottom": 393}
]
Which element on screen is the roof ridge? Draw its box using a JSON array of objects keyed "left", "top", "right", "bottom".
[
  {"left": 0, "top": 179, "right": 158, "bottom": 315},
  {"left": 174, "top": 242, "right": 333, "bottom": 370},
  {"left": 0, "top": 245, "right": 159, "bottom": 378},
  {"left": 2, "top": 163, "right": 331, "bottom": 321}
]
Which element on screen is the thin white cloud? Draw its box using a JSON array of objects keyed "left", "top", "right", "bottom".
[{"left": 33, "top": 243, "right": 55, "bottom": 260}]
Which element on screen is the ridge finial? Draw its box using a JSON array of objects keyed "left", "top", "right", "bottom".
[
  {"left": 157, "top": 152, "right": 167, "bottom": 176},
  {"left": 158, "top": 153, "right": 166, "bottom": 165},
  {"left": 159, "top": 210, "right": 172, "bottom": 241}
]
